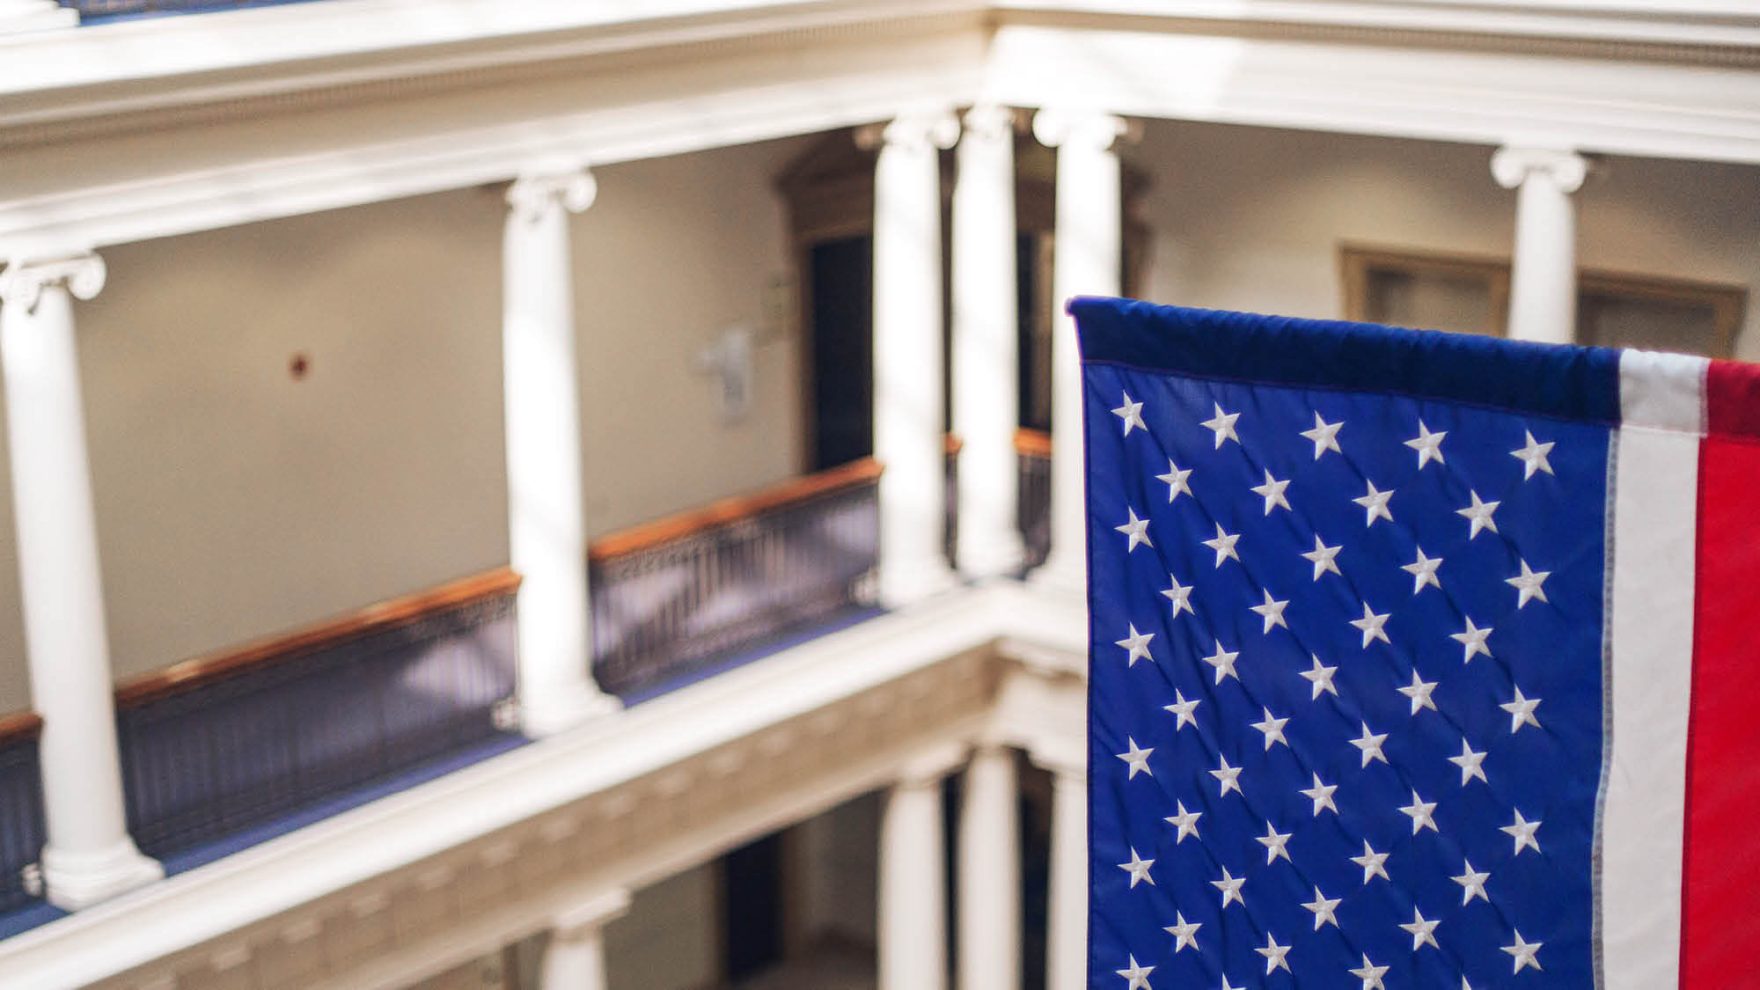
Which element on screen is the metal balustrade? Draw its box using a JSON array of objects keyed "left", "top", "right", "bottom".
[
  {"left": 0, "top": 716, "right": 46, "bottom": 913},
  {"left": 113, "top": 571, "right": 520, "bottom": 860},
  {"left": 1016, "top": 428, "right": 1052, "bottom": 570},
  {"left": 56, "top": 0, "right": 319, "bottom": 21},
  {"left": 589, "top": 459, "right": 882, "bottom": 699}
]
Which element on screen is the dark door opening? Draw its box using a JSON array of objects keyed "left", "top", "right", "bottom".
[
  {"left": 808, "top": 235, "right": 875, "bottom": 471},
  {"left": 721, "top": 832, "right": 787, "bottom": 981}
]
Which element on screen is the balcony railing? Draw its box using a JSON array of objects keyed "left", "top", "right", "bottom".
[
  {"left": 1017, "top": 428, "right": 1051, "bottom": 570},
  {"left": 0, "top": 714, "right": 46, "bottom": 914},
  {"left": 589, "top": 459, "right": 882, "bottom": 699},
  {"left": 55, "top": 0, "right": 318, "bottom": 21},
  {"left": 112, "top": 569, "right": 520, "bottom": 861}
]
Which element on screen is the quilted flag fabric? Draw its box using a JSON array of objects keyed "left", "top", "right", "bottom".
[{"left": 1074, "top": 297, "right": 1760, "bottom": 989}]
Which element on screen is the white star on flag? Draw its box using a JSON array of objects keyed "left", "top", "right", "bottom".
[
  {"left": 1165, "top": 801, "right": 1202, "bottom": 842},
  {"left": 1300, "top": 655, "right": 1339, "bottom": 699},
  {"left": 1502, "top": 687, "right": 1543, "bottom": 733},
  {"left": 1117, "top": 738, "right": 1153, "bottom": 779},
  {"left": 1301, "top": 773, "right": 1339, "bottom": 815},
  {"left": 1301, "top": 535, "right": 1343, "bottom": 580},
  {"left": 1210, "top": 754, "right": 1243, "bottom": 796},
  {"left": 1155, "top": 460, "right": 1192, "bottom": 502},
  {"left": 1202, "top": 523, "right": 1241, "bottom": 566},
  {"left": 1512, "top": 430, "right": 1556, "bottom": 479},
  {"left": 1350, "top": 603, "right": 1392, "bottom": 648},
  {"left": 1251, "top": 470, "right": 1292, "bottom": 514},
  {"left": 1164, "top": 913, "right": 1201, "bottom": 952},
  {"left": 1454, "top": 860, "right": 1490, "bottom": 904},
  {"left": 1457, "top": 490, "right": 1500, "bottom": 539},
  {"left": 1116, "top": 507, "right": 1152, "bottom": 553},
  {"left": 1257, "top": 821, "right": 1293, "bottom": 863},
  {"left": 1507, "top": 559, "right": 1551, "bottom": 608},
  {"left": 1163, "top": 689, "right": 1200, "bottom": 731},
  {"left": 1398, "top": 789, "right": 1439, "bottom": 834},
  {"left": 1250, "top": 707, "right": 1290, "bottom": 749},
  {"left": 1353, "top": 480, "right": 1395, "bottom": 526},
  {"left": 1256, "top": 933, "right": 1292, "bottom": 974},
  {"left": 1450, "top": 739, "right": 1489, "bottom": 785},
  {"left": 1118, "top": 847, "right": 1155, "bottom": 888},
  {"left": 1502, "top": 809, "right": 1543, "bottom": 856},
  {"left": 1405, "top": 420, "right": 1448, "bottom": 468},
  {"left": 1112, "top": 391, "right": 1146, "bottom": 435},
  {"left": 1249, "top": 589, "right": 1289, "bottom": 632},
  {"left": 1114, "top": 624, "right": 1153, "bottom": 666},
  {"left": 1202, "top": 403, "right": 1241, "bottom": 448},
  {"left": 1350, "top": 723, "right": 1389, "bottom": 766},
  {"left": 1398, "top": 670, "right": 1438, "bottom": 714},
  {"left": 1401, "top": 907, "right": 1441, "bottom": 950},
  {"left": 1503, "top": 931, "right": 1544, "bottom": 974},
  {"left": 1350, "top": 954, "right": 1390, "bottom": 990},
  {"left": 1212, "top": 866, "right": 1246, "bottom": 908},
  {"left": 1301, "top": 411, "right": 1343, "bottom": 458},
  {"left": 1451, "top": 616, "right": 1494, "bottom": 663},
  {"left": 1401, "top": 546, "right": 1443, "bottom": 593},
  {"left": 1116, "top": 955, "right": 1155, "bottom": 990},
  {"left": 1161, "top": 574, "right": 1195, "bottom": 617},
  {"left": 1302, "top": 887, "right": 1342, "bottom": 929},
  {"left": 1352, "top": 840, "right": 1391, "bottom": 884},
  {"left": 1202, "top": 640, "right": 1241, "bottom": 683}
]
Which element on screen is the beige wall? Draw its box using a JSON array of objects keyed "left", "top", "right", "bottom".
[
  {"left": 603, "top": 864, "right": 721, "bottom": 990},
  {"left": 0, "top": 136, "right": 807, "bottom": 711},
  {"left": 1129, "top": 120, "right": 1760, "bottom": 359}
]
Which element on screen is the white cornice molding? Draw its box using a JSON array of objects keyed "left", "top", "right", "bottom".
[{"left": 993, "top": 0, "right": 1760, "bottom": 49}]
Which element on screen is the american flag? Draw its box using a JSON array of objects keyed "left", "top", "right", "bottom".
[{"left": 1075, "top": 298, "right": 1760, "bottom": 990}]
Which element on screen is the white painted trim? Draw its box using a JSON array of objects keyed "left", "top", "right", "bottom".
[{"left": 1602, "top": 422, "right": 1700, "bottom": 990}]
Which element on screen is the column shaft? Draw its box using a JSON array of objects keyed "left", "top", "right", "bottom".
[
  {"left": 0, "top": 255, "right": 161, "bottom": 909},
  {"left": 1493, "top": 147, "right": 1588, "bottom": 345},
  {"left": 952, "top": 105, "right": 1026, "bottom": 579},
  {"left": 1033, "top": 111, "right": 1127, "bottom": 590},
  {"left": 880, "top": 773, "right": 949, "bottom": 990},
  {"left": 540, "top": 888, "right": 630, "bottom": 990},
  {"left": 871, "top": 111, "right": 960, "bottom": 607},
  {"left": 957, "top": 746, "right": 1021, "bottom": 990},
  {"left": 503, "top": 171, "right": 617, "bottom": 736},
  {"left": 1045, "top": 766, "right": 1087, "bottom": 990}
]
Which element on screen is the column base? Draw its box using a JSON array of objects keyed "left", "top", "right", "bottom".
[
  {"left": 877, "top": 558, "right": 960, "bottom": 610},
  {"left": 1028, "top": 552, "right": 1087, "bottom": 598},
  {"left": 519, "top": 683, "right": 621, "bottom": 738},
  {"left": 956, "top": 536, "right": 1027, "bottom": 583},
  {"left": 41, "top": 839, "right": 162, "bottom": 911}
]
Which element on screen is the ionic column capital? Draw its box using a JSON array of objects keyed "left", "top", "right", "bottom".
[
  {"left": 0, "top": 253, "right": 106, "bottom": 314},
  {"left": 961, "top": 104, "right": 1019, "bottom": 145},
  {"left": 1032, "top": 108, "right": 1135, "bottom": 153},
  {"left": 859, "top": 108, "right": 961, "bottom": 154},
  {"left": 507, "top": 167, "right": 597, "bottom": 223},
  {"left": 1491, "top": 146, "right": 1589, "bottom": 194}
]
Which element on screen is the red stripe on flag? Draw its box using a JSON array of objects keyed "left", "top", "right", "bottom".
[{"left": 1682, "top": 359, "right": 1760, "bottom": 987}]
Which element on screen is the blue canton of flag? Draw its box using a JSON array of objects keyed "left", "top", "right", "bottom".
[{"left": 1079, "top": 300, "right": 1611, "bottom": 990}]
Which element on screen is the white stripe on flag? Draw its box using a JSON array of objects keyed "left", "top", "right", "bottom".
[{"left": 1601, "top": 350, "right": 1707, "bottom": 990}]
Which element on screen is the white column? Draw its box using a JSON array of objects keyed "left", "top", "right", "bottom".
[
  {"left": 869, "top": 110, "right": 961, "bottom": 607},
  {"left": 1040, "top": 755, "right": 1087, "bottom": 990},
  {"left": 0, "top": 254, "right": 162, "bottom": 910},
  {"left": 957, "top": 745, "right": 1021, "bottom": 990},
  {"left": 879, "top": 749, "right": 958, "bottom": 990},
  {"left": 1492, "top": 147, "right": 1588, "bottom": 345},
  {"left": 503, "top": 169, "right": 618, "bottom": 736},
  {"left": 539, "top": 887, "right": 631, "bottom": 990},
  {"left": 0, "top": 1, "right": 76, "bottom": 33},
  {"left": 952, "top": 104, "right": 1027, "bottom": 580},
  {"left": 1032, "top": 110, "right": 1129, "bottom": 592}
]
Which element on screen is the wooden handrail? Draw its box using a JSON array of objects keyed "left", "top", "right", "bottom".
[
  {"left": 1014, "top": 428, "right": 1052, "bottom": 458},
  {"left": 0, "top": 711, "right": 43, "bottom": 747},
  {"left": 589, "top": 457, "right": 884, "bottom": 563},
  {"left": 115, "top": 567, "right": 522, "bottom": 709}
]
